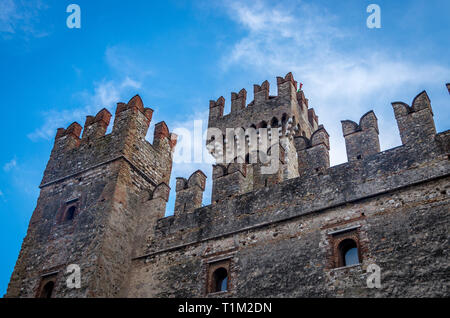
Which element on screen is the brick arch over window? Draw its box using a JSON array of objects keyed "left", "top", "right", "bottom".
[
  {"left": 206, "top": 258, "right": 231, "bottom": 295},
  {"left": 332, "top": 236, "right": 361, "bottom": 268},
  {"left": 61, "top": 204, "right": 78, "bottom": 223},
  {"left": 328, "top": 227, "right": 363, "bottom": 269},
  {"left": 56, "top": 200, "right": 80, "bottom": 224}
]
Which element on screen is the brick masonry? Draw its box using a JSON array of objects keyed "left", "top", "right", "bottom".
[{"left": 5, "top": 74, "right": 450, "bottom": 298}]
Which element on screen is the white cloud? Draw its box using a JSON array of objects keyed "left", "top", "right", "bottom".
[
  {"left": 0, "top": 0, "right": 17, "bottom": 33},
  {"left": 160, "top": 109, "right": 214, "bottom": 215},
  {"left": 0, "top": 0, "right": 49, "bottom": 38},
  {"left": 28, "top": 77, "right": 142, "bottom": 141},
  {"left": 3, "top": 158, "right": 17, "bottom": 172},
  {"left": 220, "top": 0, "right": 450, "bottom": 165},
  {"left": 105, "top": 46, "right": 154, "bottom": 79}
]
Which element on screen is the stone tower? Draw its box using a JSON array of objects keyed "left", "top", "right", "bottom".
[
  {"left": 5, "top": 95, "right": 176, "bottom": 298},
  {"left": 206, "top": 72, "right": 329, "bottom": 204},
  {"left": 6, "top": 76, "right": 449, "bottom": 298}
]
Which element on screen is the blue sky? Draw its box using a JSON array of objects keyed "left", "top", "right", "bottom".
[{"left": 0, "top": 0, "right": 449, "bottom": 296}]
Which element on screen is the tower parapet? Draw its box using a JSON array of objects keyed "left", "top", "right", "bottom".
[
  {"left": 6, "top": 95, "right": 177, "bottom": 298},
  {"left": 206, "top": 72, "right": 322, "bottom": 201},
  {"left": 207, "top": 73, "right": 315, "bottom": 137},
  {"left": 42, "top": 95, "right": 176, "bottom": 187}
]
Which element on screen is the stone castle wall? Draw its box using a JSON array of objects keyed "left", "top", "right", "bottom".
[{"left": 5, "top": 74, "right": 450, "bottom": 298}]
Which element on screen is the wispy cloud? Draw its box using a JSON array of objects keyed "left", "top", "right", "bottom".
[
  {"left": 28, "top": 43, "right": 162, "bottom": 141},
  {"left": 0, "top": 0, "right": 49, "bottom": 39},
  {"left": 161, "top": 109, "right": 214, "bottom": 215},
  {"left": 219, "top": 0, "right": 450, "bottom": 165},
  {"left": 3, "top": 158, "right": 17, "bottom": 172},
  {"left": 28, "top": 77, "right": 142, "bottom": 141},
  {"left": 105, "top": 46, "right": 154, "bottom": 79}
]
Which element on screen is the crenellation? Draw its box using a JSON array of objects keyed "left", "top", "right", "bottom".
[
  {"left": 81, "top": 108, "right": 112, "bottom": 141},
  {"left": 253, "top": 80, "right": 270, "bottom": 105},
  {"left": 53, "top": 122, "right": 82, "bottom": 153},
  {"left": 296, "top": 89, "right": 309, "bottom": 111},
  {"left": 231, "top": 88, "right": 247, "bottom": 113},
  {"left": 392, "top": 91, "right": 436, "bottom": 146},
  {"left": 174, "top": 170, "right": 207, "bottom": 215},
  {"left": 276, "top": 72, "right": 298, "bottom": 101},
  {"left": 342, "top": 110, "right": 380, "bottom": 162},
  {"left": 211, "top": 160, "right": 247, "bottom": 204},
  {"left": 295, "top": 125, "right": 330, "bottom": 175},
  {"left": 308, "top": 108, "right": 319, "bottom": 130},
  {"left": 208, "top": 96, "right": 225, "bottom": 125}
]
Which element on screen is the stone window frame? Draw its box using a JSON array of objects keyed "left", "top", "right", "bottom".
[
  {"left": 205, "top": 257, "right": 232, "bottom": 296},
  {"left": 36, "top": 271, "right": 59, "bottom": 298},
  {"left": 328, "top": 226, "right": 363, "bottom": 269},
  {"left": 57, "top": 198, "right": 80, "bottom": 224}
]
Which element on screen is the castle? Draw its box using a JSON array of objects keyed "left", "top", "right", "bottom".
[{"left": 5, "top": 74, "right": 450, "bottom": 298}]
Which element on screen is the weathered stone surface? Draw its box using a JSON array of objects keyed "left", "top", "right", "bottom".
[{"left": 5, "top": 75, "right": 450, "bottom": 298}]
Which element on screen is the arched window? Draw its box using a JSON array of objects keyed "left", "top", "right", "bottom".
[
  {"left": 338, "top": 239, "right": 359, "bottom": 267},
  {"left": 39, "top": 281, "right": 55, "bottom": 298},
  {"left": 260, "top": 121, "right": 268, "bottom": 129},
  {"left": 212, "top": 267, "right": 228, "bottom": 292},
  {"left": 65, "top": 206, "right": 77, "bottom": 222}
]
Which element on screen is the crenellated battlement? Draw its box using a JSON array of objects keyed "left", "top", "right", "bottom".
[
  {"left": 294, "top": 125, "right": 330, "bottom": 175},
  {"left": 41, "top": 95, "right": 177, "bottom": 188},
  {"left": 341, "top": 111, "right": 380, "bottom": 162},
  {"left": 81, "top": 108, "right": 112, "bottom": 141},
  {"left": 208, "top": 73, "right": 316, "bottom": 140},
  {"left": 392, "top": 91, "right": 436, "bottom": 146},
  {"left": 174, "top": 170, "right": 207, "bottom": 215}
]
